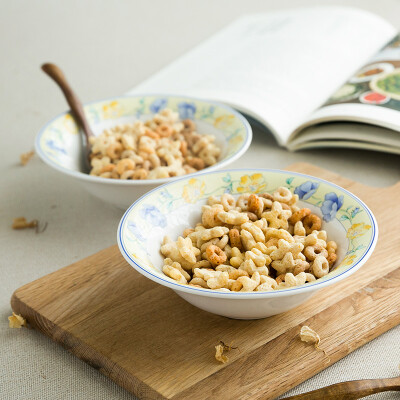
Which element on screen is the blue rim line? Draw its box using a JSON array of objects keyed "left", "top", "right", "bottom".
[
  {"left": 118, "top": 168, "right": 378, "bottom": 297},
  {"left": 34, "top": 94, "right": 252, "bottom": 186}
]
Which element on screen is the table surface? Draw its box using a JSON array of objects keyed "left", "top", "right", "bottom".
[{"left": 1, "top": 1, "right": 400, "bottom": 399}]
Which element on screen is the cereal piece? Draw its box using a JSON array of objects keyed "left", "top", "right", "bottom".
[
  {"left": 220, "top": 194, "right": 236, "bottom": 211},
  {"left": 259, "top": 192, "right": 274, "bottom": 202},
  {"left": 200, "top": 226, "right": 229, "bottom": 241},
  {"left": 280, "top": 272, "right": 315, "bottom": 288},
  {"left": 294, "top": 221, "right": 306, "bottom": 236},
  {"left": 262, "top": 201, "right": 291, "bottom": 229},
  {"left": 217, "top": 210, "right": 249, "bottom": 225},
  {"left": 12, "top": 217, "right": 38, "bottom": 230},
  {"left": 230, "top": 280, "right": 243, "bottom": 292},
  {"left": 228, "top": 228, "right": 242, "bottom": 250},
  {"left": 200, "top": 235, "right": 229, "bottom": 252},
  {"left": 206, "top": 245, "right": 227, "bottom": 266},
  {"left": 177, "top": 236, "right": 201, "bottom": 263},
  {"left": 215, "top": 341, "right": 237, "bottom": 364},
  {"left": 247, "top": 194, "right": 264, "bottom": 217},
  {"left": 8, "top": 312, "right": 26, "bottom": 328},
  {"left": 326, "top": 241, "right": 338, "bottom": 267},
  {"left": 241, "top": 222, "right": 265, "bottom": 243},
  {"left": 162, "top": 262, "right": 188, "bottom": 284},
  {"left": 293, "top": 259, "right": 311, "bottom": 275},
  {"left": 314, "top": 230, "right": 328, "bottom": 241},
  {"left": 300, "top": 326, "right": 324, "bottom": 352},
  {"left": 20, "top": 150, "right": 35, "bottom": 166},
  {"left": 289, "top": 208, "right": 311, "bottom": 225},
  {"left": 304, "top": 244, "right": 328, "bottom": 261},
  {"left": 303, "top": 214, "right": 322, "bottom": 235},
  {"left": 205, "top": 270, "right": 229, "bottom": 289},
  {"left": 236, "top": 194, "right": 250, "bottom": 211},
  {"left": 230, "top": 247, "right": 245, "bottom": 267},
  {"left": 187, "top": 157, "right": 205, "bottom": 170},
  {"left": 183, "top": 228, "right": 195, "bottom": 238},
  {"left": 191, "top": 260, "right": 212, "bottom": 271},
  {"left": 256, "top": 275, "right": 278, "bottom": 291},
  {"left": 106, "top": 142, "right": 123, "bottom": 159},
  {"left": 245, "top": 211, "right": 258, "bottom": 222},
  {"left": 273, "top": 187, "right": 293, "bottom": 203},
  {"left": 202, "top": 204, "right": 224, "bottom": 228},
  {"left": 240, "top": 229, "right": 256, "bottom": 251},
  {"left": 245, "top": 248, "right": 271, "bottom": 268},
  {"left": 272, "top": 252, "right": 308, "bottom": 275},
  {"left": 189, "top": 277, "right": 208, "bottom": 288},
  {"left": 116, "top": 158, "right": 135, "bottom": 175},
  {"left": 133, "top": 168, "right": 148, "bottom": 179},
  {"left": 160, "top": 237, "right": 194, "bottom": 270},
  {"left": 270, "top": 239, "right": 304, "bottom": 261},
  {"left": 237, "top": 271, "right": 261, "bottom": 292},
  {"left": 264, "top": 227, "right": 295, "bottom": 243},
  {"left": 311, "top": 255, "right": 330, "bottom": 278},
  {"left": 216, "top": 265, "right": 249, "bottom": 280},
  {"left": 163, "top": 258, "right": 191, "bottom": 280},
  {"left": 239, "top": 259, "right": 269, "bottom": 276}
]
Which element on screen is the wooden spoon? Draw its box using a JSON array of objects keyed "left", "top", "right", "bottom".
[
  {"left": 282, "top": 376, "right": 400, "bottom": 399},
  {"left": 41, "top": 63, "right": 94, "bottom": 173}
]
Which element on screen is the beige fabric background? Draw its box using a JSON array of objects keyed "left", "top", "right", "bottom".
[{"left": 1, "top": 0, "right": 400, "bottom": 399}]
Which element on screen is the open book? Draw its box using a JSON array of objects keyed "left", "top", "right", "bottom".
[{"left": 128, "top": 6, "right": 400, "bottom": 154}]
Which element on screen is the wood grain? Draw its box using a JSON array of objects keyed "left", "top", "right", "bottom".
[{"left": 11, "top": 163, "right": 400, "bottom": 400}]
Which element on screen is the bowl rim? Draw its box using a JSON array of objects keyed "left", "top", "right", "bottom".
[
  {"left": 117, "top": 168, "right": 378, "bottom": 299},
  {"left": 34, "top": 93, "right": 252, "bottom": 185}
]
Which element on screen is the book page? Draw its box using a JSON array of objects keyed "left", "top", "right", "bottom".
[
  {"left": 297, "top": 34, "right": 400, "bottom": 143},
  {"left": 127, "top": 6, "right": 395, "bottom": 144}
]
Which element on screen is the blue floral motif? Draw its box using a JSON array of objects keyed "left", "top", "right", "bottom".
[
  {"left": 140, "top": 204, "right": 167, "bottom": 228},
  {"left": 178, "top": 102, "right": 196, "bottom": 119},
  {"left": 321, "top": 192, "right": 344, "bottom": 222},
  {"left": 149, "top": 98, "right": 167, "bottom": 113},
  {"left": 127, "top": 221, "right": 146, "bottom": 242},
  {"left": 294, "top": 181, "right": 319, "bottom": 200},
  {"left": 46, "top": 139, "right": 67, "bottom": 155}
]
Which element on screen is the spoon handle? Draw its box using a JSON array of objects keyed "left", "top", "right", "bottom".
[
  {"left": 282, "top": 377, "right": 400, "bottom": 400},
  {"left": 41, "top": 63, "right": 94, "bottom": 141}
]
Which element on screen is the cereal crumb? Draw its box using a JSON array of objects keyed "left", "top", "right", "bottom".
[
  {"left": 12, "top": 217, "right": 47, "bottom": 233},
  {"left": 214, "top": 341, "right": 237, "bottom": 364},
  {"left": 300, "top": 326, "right": 328, "bottom": 357},
  {"left": 8, "top": 312, "right": 26, "bottom": 328},
  {"left": 300, "top": 325, "right": 320, "bottom": 346},
  {"left": 20, "top": 150, "right": 35, "bottom": 166},
  {"left": 12, "top": 217, "right": 38, "bottom": 230},
  {"left": 215, "top": 344, "right": 228, "bottom": 364}
]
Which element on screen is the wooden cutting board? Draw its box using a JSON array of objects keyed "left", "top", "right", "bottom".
[{"left": 11, "top": 163, "right": 400, "bottom": 400}]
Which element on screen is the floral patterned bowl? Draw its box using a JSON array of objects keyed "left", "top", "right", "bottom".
[
  {"left": 35, "top": 95, "right": 252, "bottom": 209},
  {"left": 117, "top": 169, "right": 378, "bottom": 319}
]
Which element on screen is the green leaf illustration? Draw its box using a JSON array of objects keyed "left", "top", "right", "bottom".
[{"left": 286, "top": 177, "right": 294, "bottom": 185}]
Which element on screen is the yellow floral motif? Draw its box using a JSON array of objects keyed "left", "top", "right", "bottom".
[
  {"left": 183, "top": 178, "right": 206, "bottom": 203},
  {"left": 63, "top": 114, "right": 78, "bottom": 134},
  {"left": 237, "top": 174, "right": 267, "bottom": 193},
  {"left": 214, "top": 114, "right": 235, "bottom": 129},
  {"left": 229, "top": 135, "right": 244, "bottom": 147},
  {"left": 102, "top": 101, "right": 122, "bottom": 119},
  {"left": 342, "top": 254, "right": 357, "bottom": 266},
  {"left": 346, "top": 223, "right": 371, "bottom": 240}
]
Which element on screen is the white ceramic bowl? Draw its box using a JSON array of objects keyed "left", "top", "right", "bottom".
[
  {"left": 117, "top": 169, "right": 378, "bottom": 319},
  {"left": 35, "top": 95, "right": 252, "bottom": 209}
]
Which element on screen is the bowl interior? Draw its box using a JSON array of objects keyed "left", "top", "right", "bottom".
[
  {"left": 118, "top": 169, "right": 377, "bottom": 294},
  {"left": 35, "top": 95, "right": 251, "bottom": 178}
]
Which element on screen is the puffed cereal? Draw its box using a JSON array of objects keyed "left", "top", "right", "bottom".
[
  {"left": 89, "top": 109, "right": 220, "bottom": 179},
  {"left": 160, "top": 188, "right": 338, "bottom": 292}
]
